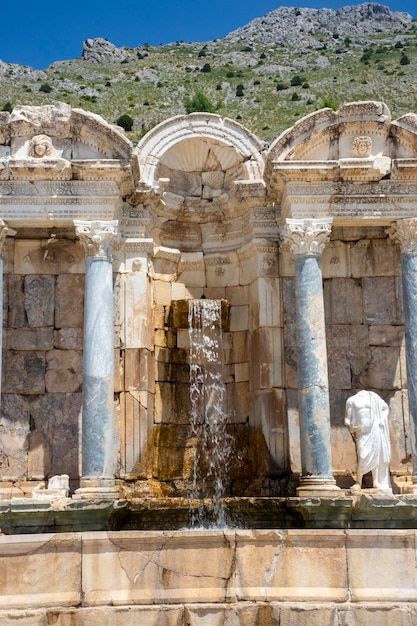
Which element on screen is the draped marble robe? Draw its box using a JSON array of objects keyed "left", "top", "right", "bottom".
[{"left": 345, "top": 390, "right": 392, "bottom": 491}]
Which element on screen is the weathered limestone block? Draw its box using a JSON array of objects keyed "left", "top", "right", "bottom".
[
  {"left": 81, "top": 531, "right": 236, "bottom": 605},
  {"left": 326, "top": 325, "right": 369, "bottom": 390},
  {"left": 124, "top": 348, "right": 154, "bottom": 393},
  {"left": 231, "top": 331, "right": 248, "bottom": 364},
  {"left": 249, "top": 277, "right": 282, "bottom": 330},
  {"left": 55, "top": 274, "right": 84, "bottom": 328},
  {"left": 4, "top": 328, "right": 54, "bottom": 351},
  {"left": 369, "top": 324, "right": 404, "bottom": 347},
  {"left": 252, "top": 389, "right": 287, "bottom": 470},
  {"left": 234, "top": 530, "right": 348, "bottom": 602},
  {"left": 27, "top": 393, "right": 81, "bottom": 480},
  {"left": 0, "top": 533, "right": 81, "bottom": 609},
  {"left": 226, "top": 382, "right": 250, "bottom": 424},
  {"left": 338, "top": 606, "right": 413, "bottom": 626},
  {"left": 324, "top": 278, "right": 363, "bottom": 325},
  {"left": 152, "top": 424, "right": 194, "bottom": 481},
  {"left": 7, "top": 275, "right": 27, "bottom": 327},
  {"left": 0, "top": 610, "right": 46, "bottom": 626},
  {"left": 3, "top": 352, "right": 45, "bottom": 394},
  {"left": 279, "top": 246, "right": 296, "bottom": 277},
  {"left": 154, "top": 382, "right": 191, "bottom": 425},
  {"left": 206, "top": 254, "right": 239, "bottom": 288},
  {"left": 225, "top": 285, "right": 248, "bottom": 306},
  {"left": 347, "top": 530, "right": 417, "bottom": 601},
  {"left": 124, "top": 271, "right": 153, "bottom": 350},
  {"left": 153, "top": 280, "right": 172, "bottom": 306},
  {"left": 45, "top": 350, "right": 83, "bottom": 393},
  {"left": 351, "top": 238, "right": 400, "bottom": 278},
  {"left": 280, "top": 606, "right": 337, "bottom": 626},
  {"left": 230, "top": 305, "right": 249, "bottom": 332},
  {"left": 177, "top": 264, "right": 206, "bottom": 288},
  {"left": 14, "top": 239, "right": 85, "bottom": 275},
  {"left": 234, "top": 362, "right": 249, "bottom": 383},
  {"left": 52, "top": 606, "right": 185, "bottom": 626},
  {"left": 363, "top": 277, "right": 401, "bottom": 325},
  {"left": 0, "top": 395, "right": 30, "bottom": 479},
  {"left": 204, "top": 286, "right": 226, "bottom": 300},
  {"left": 322, "top": 240, "right": 350, "bottom": 278},
  {"left": 24, "top": 275, "right": 54, "bottom": 327},
  {"left": 120, "top": 391, "right": 153, "bottom": 479},
  {"left": 367, "top": 346, "right": 402, "bottom": 389},
  {"left": 54, "top": 328, "right": 83, "bottom": 350},
  {"left": 250, "top": 327, "right": 283, "bottom": 389},
  {"left": 282, "top": 277, "right": 295, "bottom": 324}
]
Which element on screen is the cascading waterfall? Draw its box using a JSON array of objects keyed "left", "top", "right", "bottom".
[{"left": 188, "top": 299, "right": 232, "bottom": 527}]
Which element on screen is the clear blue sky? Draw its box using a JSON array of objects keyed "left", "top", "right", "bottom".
[{"left": 2, "top": 0, "right": 416, "bottom": 69}]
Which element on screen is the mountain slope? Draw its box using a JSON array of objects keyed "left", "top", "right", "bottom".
[{"left": 0, "top": 3, "right": 416, "bottom": 143}]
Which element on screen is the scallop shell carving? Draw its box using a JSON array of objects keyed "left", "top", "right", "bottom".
[{"left": 160, "top": 138, "right": 210, "bottom": 171}]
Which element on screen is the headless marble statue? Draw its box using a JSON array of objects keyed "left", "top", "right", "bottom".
[{"left": 345, "top": 390, "right": 392, "bottom": 491}]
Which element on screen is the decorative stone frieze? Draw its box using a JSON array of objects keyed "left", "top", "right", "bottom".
[{"left": 351, "top": 136, "right": 373, "bottom": 158}]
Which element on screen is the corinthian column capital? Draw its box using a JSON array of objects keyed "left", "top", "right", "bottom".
[
  {"left": 74, "top": 220, "right": 118, "bottom": 257},
  {"left": 390, "top": 219, "right": 417, "bottom": 254},
  {"left": 283, "top": 218, "right": 333, "bottom": 256}
]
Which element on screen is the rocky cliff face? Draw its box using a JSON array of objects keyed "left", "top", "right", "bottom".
[{"left": 225, "top": 3, "right": 413, "bottom": 47}]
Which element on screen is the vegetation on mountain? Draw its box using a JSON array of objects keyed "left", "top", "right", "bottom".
[{"left": 0, "top": 3, "right": 416, "bottom": 143}]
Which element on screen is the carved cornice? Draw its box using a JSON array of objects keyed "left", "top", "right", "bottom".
[
  {"left": 74, "top": 220, "right": 118, "bottom": 257},
  {"left": 283, "top": 218, "right": 333, "bottom": 256},
  {"left": 390, "top": 219, "right": 417, "bottom": 254}
]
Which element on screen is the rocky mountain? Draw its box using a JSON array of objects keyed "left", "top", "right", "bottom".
[
  {"left": 0, "top": 3, "right": 416, "bottom": 143},
  {"left": 225, "top": 3, "right": 412, "bottom": 46}
]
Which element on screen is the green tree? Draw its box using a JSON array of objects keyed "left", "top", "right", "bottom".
[
  {"left": 236, "top": 84, "right": 244, "bottom": 97},
  {"left": 116, "top": 114, "right": 134, "bottom": 131},
  {"left": 201, "top": 63, "right": 211, "bottom": 73},
  {"left": 2, "top": 101, "right": 12, "bottom": 113},
  {"left": 184, "top": 91, "right": 215, "bottom": 114}
]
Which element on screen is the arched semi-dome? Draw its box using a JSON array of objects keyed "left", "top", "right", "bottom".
[{"left": 136, "top": 114, "right": 265, "bottom": 219}]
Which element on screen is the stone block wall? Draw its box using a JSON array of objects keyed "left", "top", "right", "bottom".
[
  {"left": 282, "top": 226, "right": 411, "bottom": 487},
  {"left": 0, "top": 239, "right": 85, "bottom": 487},
  {"left": 0, "top": 529, "right": 416, "bottom": 625}
]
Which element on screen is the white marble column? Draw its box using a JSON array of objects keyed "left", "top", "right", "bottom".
[
  {"left": 74, "top": 220, "right": 119, "bottom": 500},
  {"left": 391, "top": 219, "right": 417, "bottom": 492},
  {"left": 284, "top": 218, "right": 339, "bottom": 495}
]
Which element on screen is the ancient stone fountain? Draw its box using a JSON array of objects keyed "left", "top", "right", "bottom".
[{"left": 0, "top": 101, "right": 417, "bottom": 623}]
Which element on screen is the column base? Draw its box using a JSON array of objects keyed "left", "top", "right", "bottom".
[
  {"left": 297, "top": 476, "right": 340, "bottom": 497},
  {"left": 72, "top": 478, "right": 120, "bottom": 501}
]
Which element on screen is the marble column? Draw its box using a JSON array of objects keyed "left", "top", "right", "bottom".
[
  {"left": 391, "top": 219, "right": 417, "bottom": 492},
  {"left": 74, "top": 220, "right": 119, "bottom": 499},
  {"left": 284, "top": 218, "right": 338, "bottom": 495}
]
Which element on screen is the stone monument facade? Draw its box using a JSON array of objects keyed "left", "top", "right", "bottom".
[
  {"left": 0, "top": 101, "right": 414, "bottom": 498},
  {"left": 0, "top": 100, "right": 416, "bottom": 624}
]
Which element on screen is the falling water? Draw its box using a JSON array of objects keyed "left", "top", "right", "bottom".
[{"left": 188, "top": 299, "right": 232, "bottom": 528}]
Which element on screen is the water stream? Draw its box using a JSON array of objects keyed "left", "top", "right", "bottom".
[{"left": 188, "top": 299, "right": 232, "bottom": 527}]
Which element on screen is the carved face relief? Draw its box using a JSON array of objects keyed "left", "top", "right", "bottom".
[
  {"left": 29, "top": 134, "right": 53, "bottom": 158},
  {"left": 351, "top": 136, "right": 372, "bottom": 158}
]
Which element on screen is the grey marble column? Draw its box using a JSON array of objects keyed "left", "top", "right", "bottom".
[
  {"left": 284, "top": 218, "right": 339, "bottom": 494},
  {"left": 391, "top": 219, "right": 417, "bottom": 491},
  {"left": 74, "top": 220, "right": 119, "bottom": 499}
]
